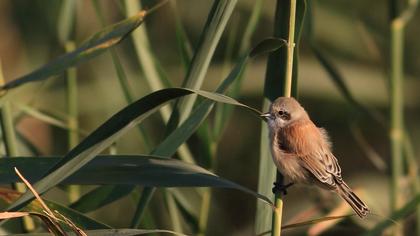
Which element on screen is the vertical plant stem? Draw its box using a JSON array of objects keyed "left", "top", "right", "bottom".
[
  {"left": 283, "top": 0, "right": 296, "bottom": 98},
  {"left": 389, "top": 0, "right": 418, "bottom": 234},
  {"left": 272, "top": 1, "right": 297, "bottom": 235},
  {"left": 124, "top": 0, "right": 193, "bottom": 163},
  {"left": 65, "top": 41, "right": 81, "bottom": 203},
  {"left": 65, "top": 42, "right": 78, "bottom": 149},
  {"left": 92, "top": 0, "right": 152, "bottom": 151},
  {"left": 389, "top": 19, "right": 404, "bottom": 236},
  {"left": 166, "top": 191, "right": 182, "bottom": 232},
  {"left": 271, "top": 196, "right": 283, "bottom": 236},
  {"left": 198, "top": 189, "right": 211, "bottom": 236},
  {"left": 197, "top": 139, "right": 217, "bottom": 236},
  {"left": 0, "top": 60, "right": 35, "bottom": 231},
  {"left": 131, "top": 187, "right": 156, "bottom": 228}
]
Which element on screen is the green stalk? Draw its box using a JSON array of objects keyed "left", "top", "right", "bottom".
[
  {"left": 92, "top": 0, "right": 152, "bottom": 150},
  {"left": 389, "top": 0, "right": 418, "bottom": 235},
  {"left": 0, "top": 60, "right": 35, "bottom": 231},
  {"left": 65, "top": 41, "right": 81, "bottom": 203},
  {"left": 271, "top": 1, "right": 297, "bottom": 235},
  {"left": 197, "top": 139, "right": 217, "bottom": 236},
  {"left": 166, "top": 191, "right": 182, "bottom": 232},
  {"left": 124, "top": 0, "right": 193, "bottom": 163},
  {"left": 131, "top": 187, "right": 155, "bottom": 228},
  {"left": 198, "top": 188, "right": 211, "bottom": 236},
  {"left": 282, "top": 0, "right": 296, "bottom": 98},
  {"left": 389, "top": 18, "right": 404, "bottom": 235}
]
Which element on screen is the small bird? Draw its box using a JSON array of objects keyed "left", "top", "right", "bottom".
[{"left": 261, "top": 97, "right": 369, "bottom": 218}]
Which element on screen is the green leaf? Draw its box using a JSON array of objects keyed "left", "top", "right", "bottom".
[
  {"left": 5, "top": 88, "right": 266, "bottom": 212},
  {"left": 42, "top": 199, "right": 110, "bottom": 229},
  {"left": 0, "top": 156, "right": 272, "bottom": 204},
  {"left": 0, "top": 10, "right": 146, "bottom": 91},
  {"left": 57, "top": 0, "right": 76, "bottom": 44},
  {"left": 250, "top": 38, "right": 287, "bottom": 57},
  {"left": 69, "top": 185, "right": 135, "bottom": 213},
  {"left": 91, "top": 0, "right": 152, "bottom": 150},
  {"left": 125, "top": 0, "right": 172, "bottom": 122},
  {"left": 169, "top": 1, "right": 193, "bottom": 72},
  {"left": 16, "top": 103, "right": 79, "bottom": 133},
  {"left": 255, "top": 100, "right": 276, "bottom": 235},
  {"left": 168, "top": 0, "right": 238, "bottom": 128},
  {"left": 212, "top": 0, "right": 265, "bottom": 140},
  {"left": 151, "top": 56, "right": 260, "bottom": 157}
]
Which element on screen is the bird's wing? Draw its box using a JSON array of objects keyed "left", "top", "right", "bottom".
[{"left": 280, "top": 121, "right": 342, "bottom": 187}]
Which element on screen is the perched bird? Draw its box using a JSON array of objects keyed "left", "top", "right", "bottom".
[{"left": 261, "top": 97, "right": 369, "bottom": 218}]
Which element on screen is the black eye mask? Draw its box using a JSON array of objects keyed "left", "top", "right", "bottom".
[{"left": 278, "top": 110, "right": 291, "bottom": 120}]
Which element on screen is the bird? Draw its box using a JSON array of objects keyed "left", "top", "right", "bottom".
[{"left": 261, "top": 96, "right": 369, "bottom": 218}]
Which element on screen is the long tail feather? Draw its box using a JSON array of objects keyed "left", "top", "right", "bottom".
[{"left": 335, "top": 181, "right": 369, "bottom": 218}]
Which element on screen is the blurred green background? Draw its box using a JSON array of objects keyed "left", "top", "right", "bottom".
[{"left": 0, "top": 0, "right": 419, "bottom": 235}]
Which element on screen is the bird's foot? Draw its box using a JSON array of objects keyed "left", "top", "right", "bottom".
[{"left": 272, "top": 182, "right": 294, "bottom": 195}]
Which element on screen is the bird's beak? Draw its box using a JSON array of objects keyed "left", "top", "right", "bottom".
[{"left": 260, "top": 112, "right": 273, "bottom": 120}]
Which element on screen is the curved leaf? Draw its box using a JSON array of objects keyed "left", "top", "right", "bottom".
[
  {"left": 0, "top": 156, "right": 271, "bottom": 205},
  {"left": 6, "top": 88, "right": 266, "bottom": 212},
  {"left": 69, "top": 185, "right": 135, "bottom": 213},
  {"left": 250, "top": 38, "right": 287, "bottom": 57}
]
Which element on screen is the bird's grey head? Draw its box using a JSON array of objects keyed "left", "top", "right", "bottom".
[{"left": 261, "top": 97, "right": 309, "bottom": 129}]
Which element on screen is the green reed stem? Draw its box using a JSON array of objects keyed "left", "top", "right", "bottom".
[
  {"left": 272, "top": 1, "right": 297, "bottom": 236},
  {"left": 0, "top": 60, "right": 35, "bottom": 231},
  {"left": 283, "top": 0, "right": 296, "bottom": 98},
  {"left": 64, "top": 41, "right": 82, "bottom": 203},
  {"left": 389, "top": 0, "right": 418, "bottom": 234}
]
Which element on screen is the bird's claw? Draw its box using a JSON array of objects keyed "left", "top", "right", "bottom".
[{"left": 272, "top": 182, "right": 294, "bottom": 195}]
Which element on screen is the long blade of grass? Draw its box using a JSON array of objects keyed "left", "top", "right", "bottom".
[
  {"left": 165, "top": 190, "right": 183, "bottom": 233},
  {"left": 0, "top": 60, "right": 35, "bottom": 231},
  {"left": 57, "top": 0, "right": 76, "bottom": 44},
  {"left": 169, "top": 188, "right": 201, "bottom": 221},
  {"left": 169, "top": 0, "right": 238, "bottom": 128},
  {"left": 0, "top": 156, "right": 271, "bottom": 204},
  {"left": 14, "top": 103, "right": 87, "bottom": 135},
  {"left": 169, "top": 1, "right": 193, "bottom": 72},
  {"left": 124, "top": 0, "right": 171, "bottom": 122},
  {"left": 5, "top": 88, "right": 267, "bottom": 212},
  {"left": 0, "top": 8, "right": 150, "bottom": 91},
  {"left": 151, "top": 55, "right": 249, "bottom": 156},
  {"left": 92, "top": 0, "right": 152, "bottom": 151},
  {"left": 69, "top": 185, "right": 134, "bottom": 213},
  {"left": 124, "top": 0, "right": 194, "bottom": 170}
]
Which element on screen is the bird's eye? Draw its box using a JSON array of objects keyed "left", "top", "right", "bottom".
[{"left": 278, "top": 110, "right": 291, "bottom": 120}]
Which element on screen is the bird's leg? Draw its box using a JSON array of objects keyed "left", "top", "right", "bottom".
[{"left": 272, "top": 182, "right": 294, "bottom": 195}]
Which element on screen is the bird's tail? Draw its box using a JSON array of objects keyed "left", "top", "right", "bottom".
[{"left": 335, "top": 181, "right": 369, "bottom": 218}]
